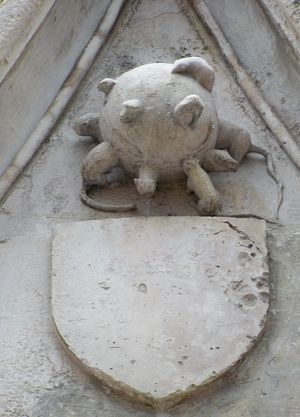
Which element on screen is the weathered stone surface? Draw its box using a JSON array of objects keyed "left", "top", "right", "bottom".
[
  {"left": 52, "top": 217, "right": 269, "bottom": 410},
  {"left": 78, "top": 57, "right": 282, "bottom": 215}
]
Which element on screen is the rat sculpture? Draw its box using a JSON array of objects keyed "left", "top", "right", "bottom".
[{"left": 74, "top": 57, "right": 282, "bottom": 214}]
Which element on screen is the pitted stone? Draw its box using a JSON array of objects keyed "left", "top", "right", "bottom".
[{"left": 52, "top": 217, "right": 269, "bottom": 410}]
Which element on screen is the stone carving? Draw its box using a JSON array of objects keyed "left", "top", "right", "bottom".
[
  {"left": 52, "top": 217, "right": 269, "bottom": 410},
  {"left": 74, "top": 57, "right": 281, "bottom": 214}
]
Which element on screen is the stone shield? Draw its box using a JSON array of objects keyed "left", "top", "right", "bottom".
[{"left": 51, "top": 217, "right": 269, "bottom": 410}]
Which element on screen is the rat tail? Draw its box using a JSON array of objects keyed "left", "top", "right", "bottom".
[
  {"left": 248, "top": 144, "right": 283, "bottom": 216},
  {"left": 80, "top": 185, "right": 136, "bottom": 212}
]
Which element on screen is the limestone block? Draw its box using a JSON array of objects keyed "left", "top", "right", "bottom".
[{"left": 52, "top": 217, "right": 269, "bottom": 410}]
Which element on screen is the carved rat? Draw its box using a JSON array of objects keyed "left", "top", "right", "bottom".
[{"left": 74, "top": 57, "right": 282, "bottom": 214}]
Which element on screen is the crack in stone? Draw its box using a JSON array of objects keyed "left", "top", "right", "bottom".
[
  {"left": 223, "top": 220, "right": 254, "bottom": 243},
  {"left": 215, "top": 213, "right": 279, "bottom": 224},
  {"left": 211, "top": 218, "right": 264, "bottom": 252}
]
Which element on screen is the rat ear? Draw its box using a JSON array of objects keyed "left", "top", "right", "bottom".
[
  {"left": 97, "top": 78, "right": 116, "bottom": 94},
  {"left": 120, "top": 99, "right": 144, "bottom": 123},
  {"left": 174, "top": 95, "right": 204, "bottom": 128},
  {"left": 172, "top": 57, "right": 215, "bottom": 92}
]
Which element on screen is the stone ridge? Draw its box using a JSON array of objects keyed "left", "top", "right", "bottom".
[{"left": 0, "top": 0, "right": 54, "bottom": 77}]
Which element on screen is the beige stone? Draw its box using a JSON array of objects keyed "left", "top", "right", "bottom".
[
  {"left": 76, "top": 57, "right": 282, "bottom": 214},
  {"left": 52, "top": 217, "right": 269, "bottom": 410}
]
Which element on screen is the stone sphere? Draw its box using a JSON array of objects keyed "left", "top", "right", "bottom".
[{"left": 99, "top": 63, "right": 218, "bottom": 182}]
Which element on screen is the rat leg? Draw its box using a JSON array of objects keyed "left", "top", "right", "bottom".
[
  {"left": 183, "top": 159, "right": 221, "bottom": 214},
  {"left": 134, "top": 166, "right": 158, "bottom": 196},
  {"left": 216, "top": 119, "right": 251, "bottom": 164},
  {"left": 81, "top": 142, "right": 136, "bottom": 212},
  {"left": 202, "top": 149, "right": 238, "bottom": 172},
  {"left": 81, "top": 142, "right": 118, "bottom": 188}
]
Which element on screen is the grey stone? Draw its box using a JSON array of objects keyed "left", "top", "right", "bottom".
[
  {"left": 52, "top": 217, "right": 269, "bottom": 410},
  {"left": 0, "top": 0, "right": 111, "bottom": 177},
  {"left": 77, "top": 58, "right": 282, "bottom": 215},
  {"left": 1, "top": 0, "right": 300, "bottom": 415}
]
